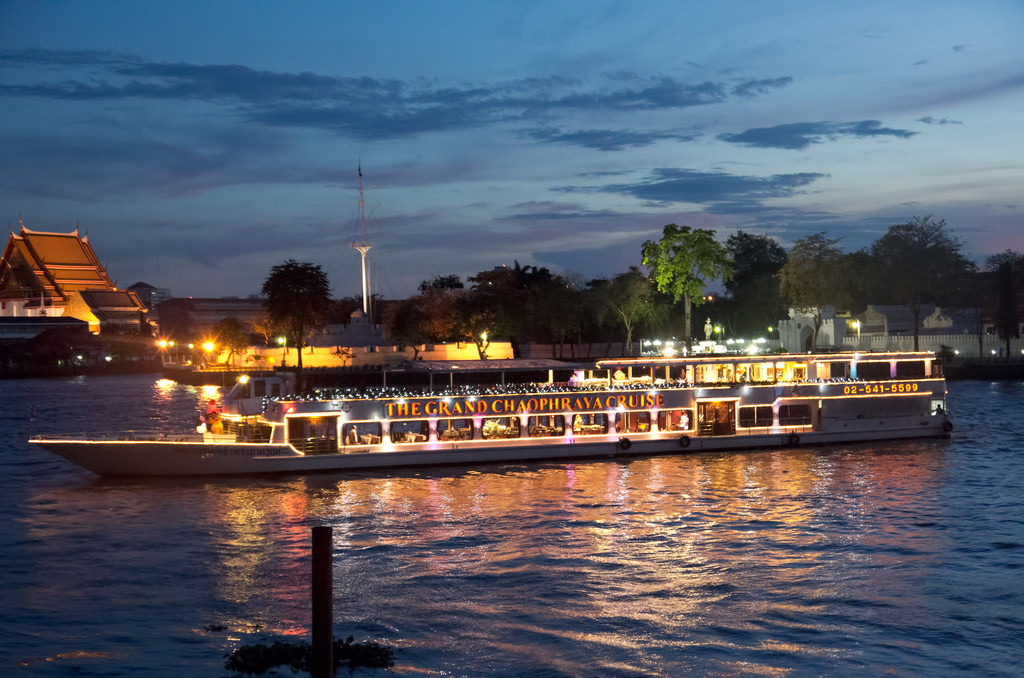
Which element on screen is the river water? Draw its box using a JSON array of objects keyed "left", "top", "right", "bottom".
[{"left": 2, "top": 375, "right": 1022, "bottom": 677}]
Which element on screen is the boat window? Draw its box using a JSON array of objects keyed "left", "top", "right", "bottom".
[
  {"left": 778, "top": 404, "right": 812, "bottom": 426},
  {"left": 341, "top": 421, "right": 382, "bottom": 446},
  {"left": 747, "top": 363, "right": 774, "bottom": 382},
  {"left": 615, "top": 410, "right": 652, "bottom": 434},
  {"left": 738, "top": 405, "right": 773, "bottom": 428},
  {"left": 270, "top": 382, "right": 282, "bottom": 397},
  {"left": 571, "top": 413, "right": 608, "bottom": 436},
  {"left": 482, "top": 417, "right": 520, "bottom": 439},
  {"left": 857, "top": 361, "right": 891, "bottom": 381},
  {"left": 228, "top": 420, "right": 273, "bottom": 442},
  {"left": 390, "top": 419, "right": 430, "bottom": 443},
  {"left": 289, "top": 415, "right": 339, "bottom": 454},
  {"left": 253, "top": 380, "right": 267, "bottom": 398},
  {"left": 527, "top": 415, "right": 565, "bottom": 437},
  {"left": 895, "top": 360, "right": 926, "bottom": 378},
  {"left": 828, "top": 362, "right": 851, "bottom": 380},
  {"left": 438, "top": 418, "right": 474, "bottom": 441},
  {"left": 657, "top": 409, "right": 693, "bottom": 432}
]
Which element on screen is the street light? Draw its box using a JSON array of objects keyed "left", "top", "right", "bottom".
[
  {"left": 277, "top": 336, "right": 287, "bottom": 367},
  {"left": 852, "top": 320, "right": 861, "bottom": 347}
]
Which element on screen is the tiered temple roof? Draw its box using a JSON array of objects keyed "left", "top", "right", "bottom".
[{"left": 0, "top": 224, "right": 114, "bottom": 308}]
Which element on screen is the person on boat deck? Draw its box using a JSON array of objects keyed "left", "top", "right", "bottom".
[
  {"left": 205, "top": 409, "right": 224, "bottom": 434},
  {"left": 205, "top": 399, "right": 223, "bottom": 434}
]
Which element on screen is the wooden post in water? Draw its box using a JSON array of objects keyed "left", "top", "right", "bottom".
[{"left": 311, "top": 526, "right": 333, "bottom": 677}]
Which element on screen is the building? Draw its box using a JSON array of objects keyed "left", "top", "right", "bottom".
[
  {"left": 0, "top": 223, "right": 149, "bottom": 334},
  {"left": 126, "top": 281, "right": 170, "bottom": 310},
  {"left": 63, "top": 289, "right": 149, "bottom": 334},
  {"left": 779, "top": 304, "right": 1020, "bottom": 357},
  {"left": 309, "top": 309, "right": 387, "bottom": 348},
  {"left": 0, "top": 223, "right": 117, "bottom": 316},
  {"left": 155, "top": 297, "right": 266, "bottom": 341}
]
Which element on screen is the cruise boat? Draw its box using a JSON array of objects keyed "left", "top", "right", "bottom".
[{"left": 31, "top": 351, "right": 953, "bottom": 477}]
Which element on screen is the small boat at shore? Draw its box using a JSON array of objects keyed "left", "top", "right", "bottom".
[{"left": 31, "top": 351, "right": 953, "bottom": 477}]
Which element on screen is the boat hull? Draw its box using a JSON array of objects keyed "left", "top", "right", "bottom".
[{"left": 31, "top": 414, "right": 951, "bottom": 477}]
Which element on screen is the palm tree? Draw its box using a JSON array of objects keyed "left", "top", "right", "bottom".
[{"left": 261, "top": 260, "right": 331, "bottom": 387}]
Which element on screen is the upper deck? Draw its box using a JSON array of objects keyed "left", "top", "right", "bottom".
[{"left": 596, "top": 350, "right": 941, "bottom": 387}]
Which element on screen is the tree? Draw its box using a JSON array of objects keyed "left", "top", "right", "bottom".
[
  {"left": 530, "top": 274, "right": 583, "bottom": 358},
  {"left": 641, "top": 224, "right": 733, "bottom": 347},
  {"left": 869, "top": 216, "right": 974, "bottom": 350},
  {"left": 261, "top": 260, "right": 331, "bottom": 383},
  {"left": 464, "top": 262, "right": 555, "bottom": 357},
  {"left": 383, "top": 297, "right": 430, "bottom": 359},
  {"left": 212, "top": 316, "right": 251, "bottom": 367},
  {"left": 419, "top": 274, "right": 464, "bottom": 291},
  {"left": 724, "top": 231, "right": 788, "bottom": 336},
  {"left": 603, "top": 267, "right": 656, "bottom": 355},
  {"left": 383, "top": 280, "right": 464, "bottom": 359},
  {"left": 985, "top": 250, "right": 1024, "bottom": 357},
  {"left": 778, "top": 233, "right": 848, "bottom": 349}
]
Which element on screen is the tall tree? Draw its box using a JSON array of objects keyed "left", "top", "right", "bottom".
[
  {"left": 724, "top": 231, "right": 788, "bottom": 336},
  {"left": 985, "top": 249, "right": 1024, "bottom": 357},
  {"left": 778, "top": 233, "right": 848, "bottom": 349},
  {"left": 530, "top": 274, "right": 583, "bottom": 358},
  {"left": 261, "top": 260, "right": 331, "bottom": 383},
  {"left": 383, "top": 296, "right": 430, "bottom": 359},
  {"left": 869, "top": 216, "right": 974, "bottom": 350},
  {"left": 384, "top": 277, "right": 464, "bottom": 358},
  {"left": 465, "top": 261, "right": 554, "bottom": 357},
  {"left": 641, "top": 224, "right": 733, "bottom": 348},
  {"left": 604, "top": 267, "right": 656, "bottom": 355}
]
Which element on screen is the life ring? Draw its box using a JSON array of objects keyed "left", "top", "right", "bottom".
[
  {"left": 679, "top": 435, "right": 691, "bottom": 448},
  {"left": 618, "top": 437, "right": 632, "bottom": 450},
  {"left": 942, "top": 420, "right": 954, "bottom": 433},
  {"left": 788, "top": 433, "right": 800, "bottom": 446}
]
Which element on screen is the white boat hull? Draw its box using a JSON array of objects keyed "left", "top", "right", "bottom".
[{"left": 31, "top": 414, "right": 951, "bottom": 478}]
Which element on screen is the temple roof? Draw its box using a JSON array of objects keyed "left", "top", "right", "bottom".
[{"left": 0, "top": 224, "right": 114, "bottom": 303}]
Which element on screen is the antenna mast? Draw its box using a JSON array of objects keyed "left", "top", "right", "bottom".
[{"left": 351, "top": 160, "right": 372, "bottom": 316}]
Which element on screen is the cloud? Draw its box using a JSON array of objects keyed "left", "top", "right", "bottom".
[
  {"left": 717, "top": 120, "right": 917, "bottom": 150},
  {"left": 499, "top": 201, "right": 625, "bottom": 221},
  {"left": 557, "top": 167, "right": 828, "bottom": 208},
  {"left": 1, "top": 49, "right": 790, "bottom": 142},
  {"left": 918, "top": 116, "right": 963, "bottom": 125},
  {"left": 523, "top": 127, "right": 699, "bottom": 151},
  {"left": 730, "top": 77, "right": 793, "bottom": 98}
]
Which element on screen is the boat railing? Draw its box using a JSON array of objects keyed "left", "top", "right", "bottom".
[
  {"left": 30, "top": 431, "right": 207, "bottom": 442},
  {"left": 267, "top": 374, "right": 943, "bottom": 403}
]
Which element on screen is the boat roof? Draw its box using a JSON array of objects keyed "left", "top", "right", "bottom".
[
  {"left": 395, "top": 359, "right": 589, "bottom": 372},
  {"left": 599, "top": 350, "right": 936, "bottom": 367}
]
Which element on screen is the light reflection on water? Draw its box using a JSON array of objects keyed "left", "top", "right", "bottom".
[{"left": 2, "top": 375, "right": 1022, "bottom": 676}]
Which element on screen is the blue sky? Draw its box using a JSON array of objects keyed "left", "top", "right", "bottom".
[{"left": 3, "top": 1, "right": 1023, "bottom": 299}]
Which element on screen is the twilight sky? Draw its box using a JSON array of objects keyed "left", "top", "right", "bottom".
[{"left": 2, "top": 1, "right": 1023, "bottom": 300}]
